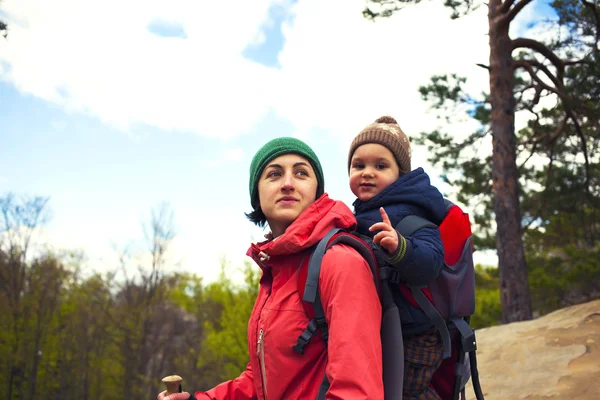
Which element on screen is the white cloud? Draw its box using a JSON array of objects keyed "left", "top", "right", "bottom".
[
  {"left": 167, "top": 211, "right": 264, "bottom": 284},
  {"left": 274, "top": 1, "right": 490, "bottom": 145},
  {"left": 1, "top": 0, "right": 491, "bottom": 145},
  {"left": 225, "top": 147, "right": 244, "bottom": 161},
  {"left": 23, "top": 206, "right": 262, "bottom": 285},
  {"left": 0, "top": 0, "right": 547, "bottom": 274},
  {"left": 0, "top": 0, "right": 549, "bottom": 146},
  {"left": 0, "top": 0, "right": 283, "bottom": 137},
  {"left": 510, "top": 0, "right": 556, "bottom": 38},
  {"left": 199, "top": 146, "right": 244, "bottom": 166}
]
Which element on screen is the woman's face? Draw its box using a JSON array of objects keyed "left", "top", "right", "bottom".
[{"left": 257, "top": 153, "right": 318, "bottom": 237}]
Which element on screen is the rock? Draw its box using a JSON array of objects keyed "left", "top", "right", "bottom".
[{"left": 465, "top": 299, "right": 600, "bottom": 400}]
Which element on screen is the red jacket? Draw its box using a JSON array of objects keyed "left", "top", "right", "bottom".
[{"left": 194, "top": 194, "right": 383, "bottom": 400}]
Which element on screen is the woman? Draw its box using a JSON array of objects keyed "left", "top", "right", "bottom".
[{"left": 159, "top": 137, "right": 383, "bottom": 400}]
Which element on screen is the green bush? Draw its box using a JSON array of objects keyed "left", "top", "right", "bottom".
[
  {"left": 469, "top": 246, "right": 600, "bottom": 330},
  {"left": 471, "top": 265, "right": 502, "bottom": 329},
  {"left": 528, "top": 246, "right": 600, "bottom": 315}
]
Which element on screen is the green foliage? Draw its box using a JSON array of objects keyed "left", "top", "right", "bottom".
[
  {"left": 364, "top": 1, "right": 600, "bottom": 308},
  {"left": 419, "top": 74, "right": 468, "bottom": 109},
  {"left": 1, "top": 187, "right": 597, "bottom": 400},
  {"left": 169, "top": 273, "right": 205, "bottom": 313},
  {"left": 363, "top": 0, "right": 479, "bottom": 20},
  {"left": 526, "top": 204, "right": 600, "bottom": 314},
  {"left": 472, "top": 265, "right": 502, "bottom": 329},
  {"left": 528, "top": 247, "right": 600, "bottom": 314},
  {"left": 0, "top": 0, "right": 6, "bottom": 38},
  {"left": 198, "top": 260, "right": 259, "bottom": 383},
  {"left": 0, "top": 243, "right": 264, "bottom": 399},
  {"left": 472, "top": 241, "right": 600, "bottom": 327},
  {"left": 0, "top": 194, "right": 267, "bottom": 399}
]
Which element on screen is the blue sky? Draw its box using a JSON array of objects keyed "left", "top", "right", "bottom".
[{"left": 0, "top": 0, "right": 552, "bottom": 283}]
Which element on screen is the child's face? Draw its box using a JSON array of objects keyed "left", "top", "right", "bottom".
[{"left": 349, "top": 143, "right": 400, "bottom": 202}]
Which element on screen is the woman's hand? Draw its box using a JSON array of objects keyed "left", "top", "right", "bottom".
[
  {"left": 369, "top": 207, "right": 399, "bottom": 254},
  {"left": 157, "top": 390, "right": 192, "bottom": 400}
]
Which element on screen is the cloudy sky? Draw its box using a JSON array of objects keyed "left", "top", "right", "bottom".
[{"left": 0, "top": 0, "right": 553, "bottom": 283}]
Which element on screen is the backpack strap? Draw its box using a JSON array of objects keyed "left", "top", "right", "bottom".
[
  {"left": 294, "top": 228, "right": 380, "bottom": 354},
  {"left": 410, "top": 286, "right": 452, "bottom": 359},
  {"left": 450, "top": 317, "right": 485, "bottom": 400},
  {"left": 293, "top": 228, "right": 341, "bottom": 355},
  {"left": 452, "top": 319, "right": 471, "bottom": 400},
  {"left": 295, "top": 228, "right": 404, "bottom": 400},
  {"left": 302, "top": 228, "right": 380, "bottom": 306},
  {"left": 396, "top": 215, "right": 454, "bottom": 359},
  {"left": 395, "top": 215, "right": 438, "bottom": 237},
  {"left": 317, "top": 375, "right": 330, "bottom": 400}
]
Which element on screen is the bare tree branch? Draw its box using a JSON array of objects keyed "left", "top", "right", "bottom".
[
  {"left": 518, "top": 108, "right": 563, "bottom": 156},
  {"left": 521, "top": 119, "right": 568, "bottom": 232},
  {"left": 546, "top": 145, "right": 556, "bottom": 187},
  {"left": 514, "top": 60, "right": 562, "bottom": 96},
  {"left": 519, "top": 139, "right": 539, "bottom": 168},
  {"left": 500, "top": 0, "right": 518, "bottom": 14},
  {"left": 566, "top": 115, "right": 591, "bottom": 193},
  {"left": 514, "top": 83, "right": 536, "bottom": 107},
  {"left": 517, "top": 58, "right": 564, "bottom": 91},
  {"left": 502, "top": 0, "right": 535, "bottom": 25},
  {"left": 548, "top": 116, "right": 568, "bottom": 147},
  {"left": 531, "top": 85, "right": 542, "bottom": 106},
  {"left": 1, "top": 194, "right": 50, "bottom": 265},
  {"left": 514, "top": 60, "right": 591, "bottom": 193},
  {"left": 564, "top": 58, "right": 589, "bottom": 66},
  {"left": 512, "top": 38, "right": 565, "bottom": 80}
]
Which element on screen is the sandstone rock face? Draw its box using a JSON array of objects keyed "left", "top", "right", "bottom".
[{"left": 465, "top": 299, "right": 600, "bottom": 400}]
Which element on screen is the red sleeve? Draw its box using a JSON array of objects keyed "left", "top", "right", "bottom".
[
  {"left": 194, "top": 362, "right": 257, "bottom": 400},
  {"left": 319, "top": 244, "right": 384, "bottom": 400}
]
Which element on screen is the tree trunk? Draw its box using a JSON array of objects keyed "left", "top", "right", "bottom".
[
  {"left": 488, "top": 1, "right": 533, "bottom": 323},
  {"left": 28, "top": 331, "right": 42, "bottom": 399},
  {"left": 7, "top": 318, "right": 22, "bottom": 400}
]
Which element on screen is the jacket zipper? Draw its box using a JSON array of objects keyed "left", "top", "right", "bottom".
[{"left": 257, "top": 328, "right": 268, "bottom": 399}]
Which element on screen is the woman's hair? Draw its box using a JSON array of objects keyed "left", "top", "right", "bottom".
[{"left": 245, "top": 200, "right": 268, "bottom": 227}]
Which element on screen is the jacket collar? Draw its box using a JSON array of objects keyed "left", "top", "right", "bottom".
[{"left": 247, "top": 193, "right": 356, "bottom": 264}]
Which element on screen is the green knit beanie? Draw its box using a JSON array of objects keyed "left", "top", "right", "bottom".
[{"left": 249, "top": 137, "right": 325, "bottom": 207}]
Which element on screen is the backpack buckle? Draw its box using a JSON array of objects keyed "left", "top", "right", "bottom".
[
  {"left": 379, "top": 267, "right": 401, "bottom": 284},
  {"left": 292, "top": 318, "right": 319, "bottom": 355},
  {"left": 315, "top": 316, "right": 329, "bottom": 341},
  {"left": 461, "top": 329, "right": 477, "bottom": 353}
]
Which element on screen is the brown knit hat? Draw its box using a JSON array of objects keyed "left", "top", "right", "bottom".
[{"left": 348, "top": 116, "right": 411, "bottom": 174}]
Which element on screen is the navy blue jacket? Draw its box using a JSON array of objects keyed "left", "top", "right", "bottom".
[{"left": 353, "top": 167, "right": 446, "bottom": 335}]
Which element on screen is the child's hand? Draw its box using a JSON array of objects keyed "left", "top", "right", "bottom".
[{"left": 369, "top": 207, "right": 399, "bottom": 254}]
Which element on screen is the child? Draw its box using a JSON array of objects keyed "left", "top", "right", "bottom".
[{"left": 348, "top": 116, "right": 447, "bottom": 400}]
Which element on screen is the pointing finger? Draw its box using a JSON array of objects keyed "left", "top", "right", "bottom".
[
  {"left": 369, "top": 222, "right": 392, "bottom": 232},
  {"left": 379, "top": 207, "right": 392, "bottom": 226}
]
